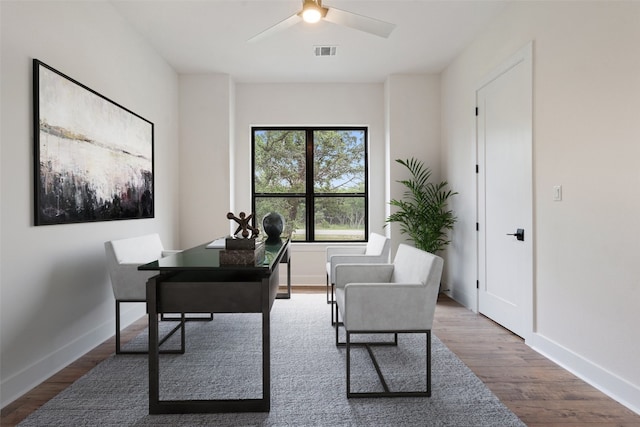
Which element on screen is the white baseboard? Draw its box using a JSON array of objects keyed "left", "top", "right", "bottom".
[
  {"left": 290, "top": 274, "right": 325, "bottom": 286},
  {"left": 531, "top": 333, "right": 640, "bottom": 415},
  {"left": 447, "top": 287, "right": 477, "bottom": 313},
  {"left": 1, "top": 304, "right": 144, "bottom": 409}
]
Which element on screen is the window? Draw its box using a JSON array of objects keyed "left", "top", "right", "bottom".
[{"left": 252, "top": 127, "right": 368, "bottom": 242}]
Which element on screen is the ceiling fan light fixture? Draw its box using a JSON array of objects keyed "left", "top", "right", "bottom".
[
  {"left": 248, "top": 0, "right": 395, "bottom": 43},
  {"left": 301, "top": 0, "right": 322, "bottom": 23}
]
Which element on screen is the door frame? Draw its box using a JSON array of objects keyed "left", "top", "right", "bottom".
[{"left": 476, "top": 41, "right": 534, "bottom": 343}]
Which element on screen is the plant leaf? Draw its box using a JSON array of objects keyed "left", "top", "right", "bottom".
[{"left": 386, "top": 157, "right": 457, "bottom": 253}]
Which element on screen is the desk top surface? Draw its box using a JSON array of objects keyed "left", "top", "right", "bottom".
[{"left": 138, "top": 238, "right": 289, "bottom": 272}]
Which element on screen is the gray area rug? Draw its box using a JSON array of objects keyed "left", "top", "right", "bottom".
[{"left": 19, "top": 294, "right": 525, "bottom": 426}]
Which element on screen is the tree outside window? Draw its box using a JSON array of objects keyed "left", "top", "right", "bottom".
[{"left": 252, "top": 127, "right": 368, "bottom": 242}]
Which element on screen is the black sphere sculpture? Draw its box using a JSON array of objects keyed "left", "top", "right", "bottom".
[{"left": 262, "top": 212, "right": 285, "bottom": 243}]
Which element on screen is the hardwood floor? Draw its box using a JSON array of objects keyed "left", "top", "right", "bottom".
[
  {"left": 433, "top": 295, "right": 640, "bottom": 426},
  {"left": 2, "top": 288, "right": 639, "bottom": 426}
]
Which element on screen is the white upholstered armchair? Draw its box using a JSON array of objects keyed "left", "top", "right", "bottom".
[
  {"left": 104, "top": 233, "right": 185, "bottom": 354},
  {"left": 334, "top": 243, "right": 444, "bottom": 398},
  {"left": 325, "top": 232, "right": 390, "bottom": 324}
]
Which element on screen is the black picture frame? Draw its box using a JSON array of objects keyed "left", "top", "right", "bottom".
[{"left": 33, "top": 59, "right": 154, "bottom": 225}]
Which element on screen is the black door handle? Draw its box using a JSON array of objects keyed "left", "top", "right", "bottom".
[{"left": 506, "top": 228, "right": 525, "bottom": 241}]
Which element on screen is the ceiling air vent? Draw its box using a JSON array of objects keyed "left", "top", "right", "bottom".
[{"left": 314, "top": 46, "right": 337, "bottom": 57}]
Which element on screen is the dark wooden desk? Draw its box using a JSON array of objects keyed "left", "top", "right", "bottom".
[{"left": 139, "top": 238, "right": 290, "bottom": 414}]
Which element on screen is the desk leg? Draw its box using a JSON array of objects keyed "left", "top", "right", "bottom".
[
  {"left": 276, "top": 249, "right": 291, "bottom": 299},
  {"left": 262, "top": 275, "right": 271, "bottom": 411},
  {"left": 147, "top": 276, "right": 161, "bottom": 414}
]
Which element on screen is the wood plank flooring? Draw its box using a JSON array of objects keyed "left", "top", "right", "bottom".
[
  {"left": 433, "top": 295, "right": 640, "bottom": 426},
  {"left": 2, "top": 289, "right": 639, "bottom": 426}
]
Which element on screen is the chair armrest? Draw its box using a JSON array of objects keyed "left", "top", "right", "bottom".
[
  {"left": 118, "top": 262, "right": 148, "bottom": 268},
  {"left": 342, "top": 283, "right": 437, "bottom": 331},
  {"left": 161, "top": 249, "right": 182, "bottom": 257},
  {"left": 109, "top": 263, "right": 157, "bottom": 300},
  {"left": 326, "top": 245, "right": 366, "bottom": 261},
  {"left": 334, "top": 264, "right": 394, "bottom": 289},
  {"left": 329, "top": 254, "right": 390, "bottom": 281}
]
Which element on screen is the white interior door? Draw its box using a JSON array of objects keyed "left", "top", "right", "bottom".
[{"left": 477, "top": 43, "right": 533, "bottom": 340}]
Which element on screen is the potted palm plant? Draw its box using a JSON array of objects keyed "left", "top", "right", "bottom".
[{"left": 386, "top": 158, "right": 457, "bottom": 254}]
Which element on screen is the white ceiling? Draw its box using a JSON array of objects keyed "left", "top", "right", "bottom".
[{"left": 110, "top": 0, "right": 509, "bottom": 83}]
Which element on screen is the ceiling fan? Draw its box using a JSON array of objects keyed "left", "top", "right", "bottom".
[{"left": 248, "top": 0, "right": 396, "bottom": 42}]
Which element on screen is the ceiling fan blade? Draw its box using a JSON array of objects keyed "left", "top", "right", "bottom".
[
  {"left": 324, "top": 7, "right": 395, "bottom": 38},
  {"left": 248, "top": 13, "right": 302, "bottom": 43}
]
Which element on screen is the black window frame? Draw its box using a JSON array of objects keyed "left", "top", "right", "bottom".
[{"left": 251, "top": 126, "right": 369, "bottom": 243}]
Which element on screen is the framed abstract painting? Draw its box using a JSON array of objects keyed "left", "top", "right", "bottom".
[{"left": 33, "top": 59, "right": 154, "bottom": 225}]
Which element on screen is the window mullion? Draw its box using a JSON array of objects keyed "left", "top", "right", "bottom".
[{"left": 306, "top": 129, "right": 314, "bottom": 241}]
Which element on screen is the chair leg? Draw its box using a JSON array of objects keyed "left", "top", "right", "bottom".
[
  {"left": 161, "top": 313, "right": 213, "bottom": 322},
  {"left": 115, "top": 300, "right": 123, "bottom": 354},
  {"left": 335, "top": 301, "right": 342, "bottom": 346},
  {"left": 346, "top": 330, "right": 351, "bottom": 394},
  {"left": 335, "top": 302, "right": 338, "bottom": 345},
  {"left": 115, "top": 300, "right": 185, "bottom": 355},
  {"left": 157, "top": 313, "right": 186, "bottom": 355},
  {"left": 426, "top": 330, "right": 431, "bottom": 396},
  {"left": 331, "top": 285, "right": 338, "bottom": 326},
  {"left": 345, "top": 330, "right": 431, "bottom": 398},
  {"left": 330, "top": 283, "right": 336, "bottom": 325},
  {"left": 326, "top": 273, "right": 332, "bottom": 304}
]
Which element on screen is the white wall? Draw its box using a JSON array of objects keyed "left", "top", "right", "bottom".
[
  {"left": 441, "top": 1, "right": 640, "bottom": 412},
  {"left": 385, "top": 74, "right": 441, "bottom": 258},
  {"left": 178, "top": 74, "right": 234, "bottom": 248},
  {"left": 0, "top": 1, "right": 179, "bottom": 406}
]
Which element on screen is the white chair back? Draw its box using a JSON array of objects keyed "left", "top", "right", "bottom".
[
  {"left": 391, "top": 244, "right": 443, "bottom": 286},
  {"left": 108, "top": 234, "right": 164, "bottom": 264},
  {"left": 390, "top": 244, "right": 443, "bottom": 329},
  {"left": 364, "top": 232, "right": 391, "bottom": 260},
  {"left": 105, "top": 234, "right": 165, "bottom": 301}
]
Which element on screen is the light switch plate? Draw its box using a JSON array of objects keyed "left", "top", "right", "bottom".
[{"left": 553, "top": 185, "right": 562, "bottom": 201}]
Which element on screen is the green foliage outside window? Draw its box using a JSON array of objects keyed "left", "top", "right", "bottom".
[{"left": 254, "top": 130, "right": 306, "bottom": 194}]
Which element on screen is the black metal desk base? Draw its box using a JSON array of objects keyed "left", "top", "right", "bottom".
[
  {"left": 276, "top": 246, "right": 291, "bottom": 299},
  {"left": 147, "top": 268, "right": 279, "bottom": 414},
  {"left": 150, "top": 398, "right": 269, "bottom": 414}
]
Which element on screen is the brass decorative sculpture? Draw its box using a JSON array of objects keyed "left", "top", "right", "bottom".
[{"left": 227, "top": 211, "right": 260, "bottom": 239}]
